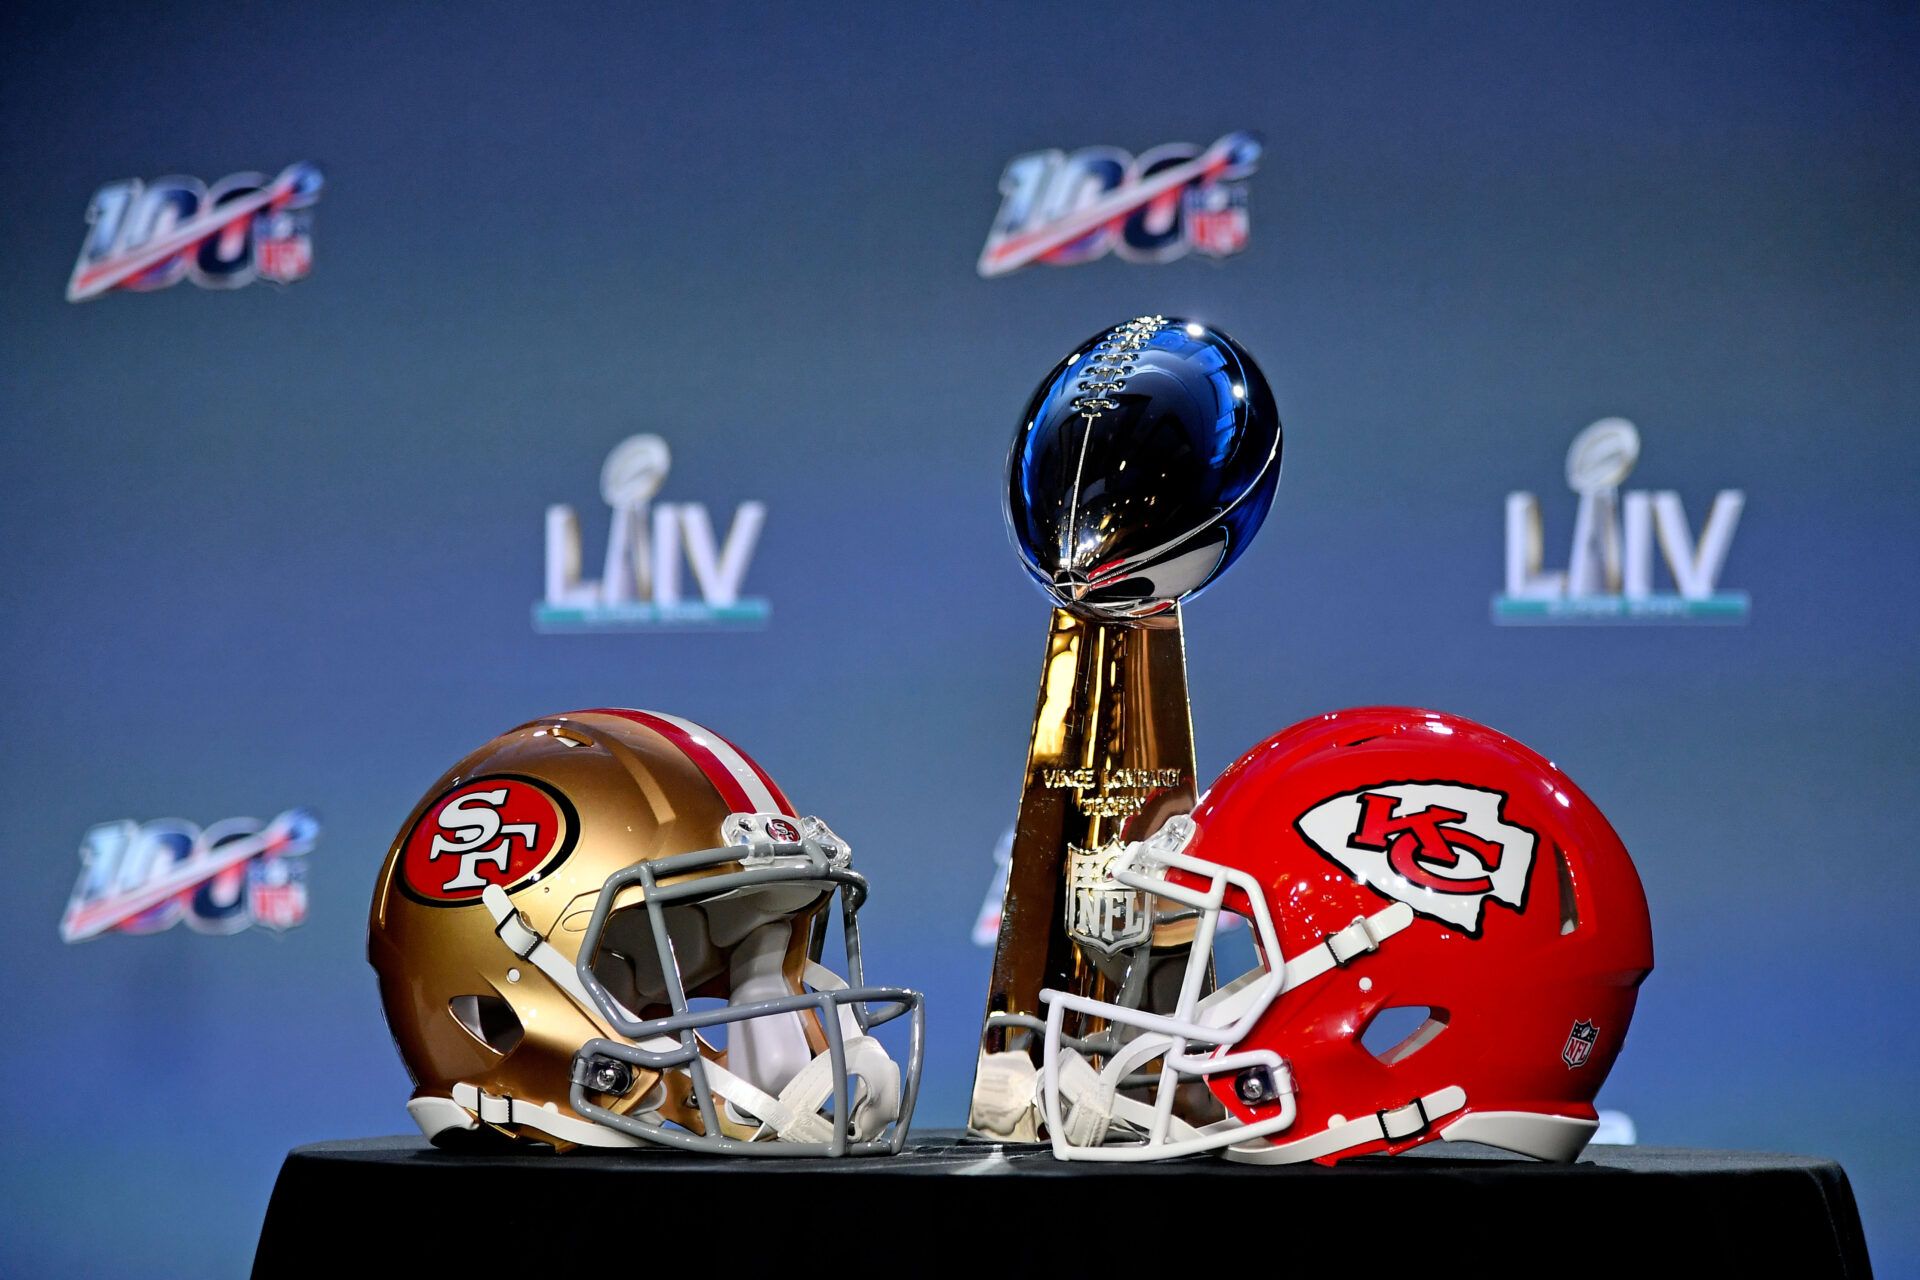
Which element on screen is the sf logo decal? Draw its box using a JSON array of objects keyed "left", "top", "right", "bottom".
[
  {"left": 430, "top": 790, "right": 540, "bottom": 890},
  {"left": 398, "top": 775, "right": 579, "bottom": 905},
  {"left": 1295, "top": 782, "right": 1538, "bottom": 935}
]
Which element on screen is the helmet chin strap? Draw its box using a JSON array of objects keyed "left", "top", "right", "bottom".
[
  {"left": 410, "top": 1085, "right": 659, "bottom": 1149},
  {"left": 410, "top": 884, "right": 903, "bottom": 1148},
  {"left": 714, "top": 958, "right": 903, "bottom": 1145},
  {"left": 1222, "top": 1085, "right": 1468, "bottom": 1165},
  {"left": 721, "top": 921, "right": 902, "bottom": 1144},
  {"left": 1042, "top": 900, "right": 1424, "bottom": 1161},
  {"left": 1052, "top": 1033, "right": 1210, "bottom": 1148},
  {"left": 1048, "top": 968, "right": 1285, "bottom": 1150}
]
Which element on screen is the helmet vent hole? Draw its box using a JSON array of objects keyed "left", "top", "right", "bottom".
[
  {"left": 449, "top": 994, "right": 524, "bottom": 1055},
  {"left": 1360, "top": 1006, "right": 1448, "bottom": 1066},
  {"left": 549, "top": 725, "right": 591, "bottom": 748},
  {"left": 1555, "top": 843, "right": 1580, "bottom": 935}
]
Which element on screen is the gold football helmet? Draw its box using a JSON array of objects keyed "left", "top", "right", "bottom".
[{"left": 368, "top": 708, "right": 923, "bottom": 1155}]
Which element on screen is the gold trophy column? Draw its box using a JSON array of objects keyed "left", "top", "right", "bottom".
[{"left": 975, "top": 606, "right": 1198, "bottom": 1071}]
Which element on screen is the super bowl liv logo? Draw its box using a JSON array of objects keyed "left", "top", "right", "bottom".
[
  {"left": 536, "top": 434, "right": 769, "bottom": 631},
  {"left": 67, "top": 162, "right": 323, "bottom": 302},
  {"left": 978, "top": 132, "right": 1260, "bottom": 277},
  {"left": 1494, "top": 418, "right": 1748, "bottom": 624}
]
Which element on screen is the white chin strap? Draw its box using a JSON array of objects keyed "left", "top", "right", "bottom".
[
  {"left": 408, "top": 885, "right": 902, "bottom": 1148},
  {"left": 972, "top": 968, "right": 1283, "bottom": 1145},
  {"left": 1042, "top": 898, "right": 1456, "bottom": 1163},
  {"left": 1053, "top": 1041, "right": 1208, "bottom": 1149},
  {"left": 1047, "top": 966, "right": 1291, "bottom": 1154},
  {"left": 1223, "top": 1086, "right": 1468, "bottom": 1165},
  {"left": 410, "top": 1084, "right": 661, "bottom": 1149},
  {"left": 715, "top": 958, "right": 902, "bottom": 1145}
]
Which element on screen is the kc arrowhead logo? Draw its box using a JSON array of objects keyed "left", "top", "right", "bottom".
[{"left": 1295, "top": 781, "right": 1537, "bottom": 936}]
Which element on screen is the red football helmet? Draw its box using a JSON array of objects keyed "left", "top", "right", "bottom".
[{"left": 1039, "top": 706, "right": 1653, "bottom": 1163}]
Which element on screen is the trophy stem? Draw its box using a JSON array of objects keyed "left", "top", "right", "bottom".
[{"left": 969, "top": 606, "right": 1201, "bottom": 1127}]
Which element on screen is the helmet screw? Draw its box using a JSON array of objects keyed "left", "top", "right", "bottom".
[
  {"left": 1235, "top": 1065, "right": 1277, "bottom": 1105},
  {"left": 589, "top": 1057, "right": 634, "bottom": 1095}
]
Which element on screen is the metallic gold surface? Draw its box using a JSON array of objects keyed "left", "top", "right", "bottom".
[
  {"left": 968, "top": 606, "right": 1199, "bottom": 1126},
  {"left": 368, "top": 711, "right": 823, "bottom": 1149}
]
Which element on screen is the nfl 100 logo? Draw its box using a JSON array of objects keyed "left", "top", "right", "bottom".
[
  {"left": 60, "top": 808, "right": 319, "bottom": 942},
  {"left": 978, "top": 132, "right": 1261, "bottom": 277},
  {"left": 67, "top": 162, "right": 323, "bottom": 302}
]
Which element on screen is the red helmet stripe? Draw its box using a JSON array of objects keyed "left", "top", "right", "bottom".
[{"left": 578, "top": 708, "right": 790, "bottom": 816}]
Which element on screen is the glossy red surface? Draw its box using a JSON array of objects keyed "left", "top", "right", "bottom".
[{"left": 1177, "top": 707, "right": 1654, "bottom": 1162}]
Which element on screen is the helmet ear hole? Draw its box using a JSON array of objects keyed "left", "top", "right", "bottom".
[
  {"left": 449, "top": 994, "right": 525, "bottom": 1055},
  {"left": 1361, "top": 1005, "right": 1449, "bottom": 1065}
]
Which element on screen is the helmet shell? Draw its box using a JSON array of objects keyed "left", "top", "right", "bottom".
[{"left": 1183, "top": 707, "right": 1653, "bottom": 1158}]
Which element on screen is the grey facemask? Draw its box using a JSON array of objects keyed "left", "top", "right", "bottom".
[{"left": 562, "top": 812, "right": 924, "bottom": 1156}]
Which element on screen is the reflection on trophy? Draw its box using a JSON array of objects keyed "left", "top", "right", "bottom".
[{"left": 969, "top": 315, "right": 1282, "bottom": 1138}]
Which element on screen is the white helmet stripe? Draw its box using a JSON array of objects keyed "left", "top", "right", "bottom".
[
  {"left": 582, "top": 708, "right": 792, "bottom": 817},
  {"left": 647, "top": 711, "right": 788, "bottom": 815}
]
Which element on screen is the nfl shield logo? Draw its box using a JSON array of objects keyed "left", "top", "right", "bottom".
[
  {"left": 247, "top": 856, "right": 309, "bottom": 932},
  {"left": 1065, "top": 841, "right": 1151, "bottom": 955},
  {"left": 1563, "top": 1019, "right": 1599, "bottom": 1069},
  {"left": 1184, "top": 183, "right": 1251, "bottom": 258}
]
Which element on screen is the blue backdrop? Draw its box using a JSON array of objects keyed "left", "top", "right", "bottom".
[{"left": 2, "top": 2, "right": 1916, "bottom": 1274}]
